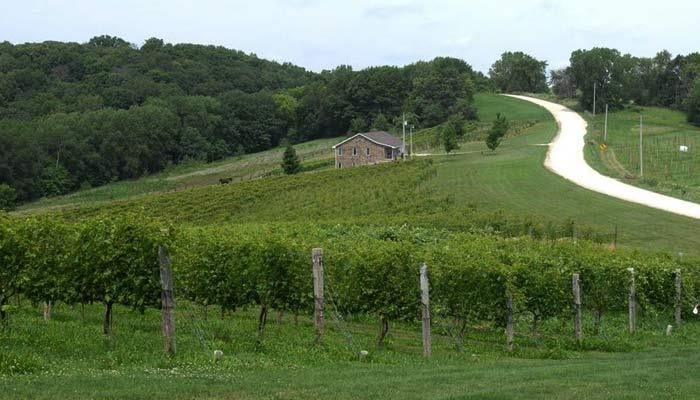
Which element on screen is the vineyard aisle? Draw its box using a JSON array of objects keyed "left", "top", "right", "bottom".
[{"left": 507, "top": 94, "right": 700, "bottom": 220}]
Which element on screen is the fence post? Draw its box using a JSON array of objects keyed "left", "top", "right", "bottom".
[
  {"left": 43, "top": 301, "right": 52, "bottom": 321},
  {"left": 312, "top": 248, "right": 324, "bottom": 344},
  {"left": 159, "top": 246, "right": 176, "bottom": 355},
  {"left": 506, "top": 288, "right": 514, "bottom": 352},
  {"left": 675, "top": 269, "right": 682, "bottom": 327},
  {"left": 572, "top": 273, "right": 582, "bottom": 342},
  {"left": 420, "top": 263, "right": 431, "bottom": 357},
  {"left": 628, "top": 268, "right": 636, "bottom": 334}
]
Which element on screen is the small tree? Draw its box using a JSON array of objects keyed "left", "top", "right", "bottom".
[
  {"left": 447, "top": 114, "right": 466, "bottom": 138},
  {"left": 486, "top": 113, "right": 509, "bottom": 151},
  {"left": 443, "top": 125, "right": 459, "bottom": 154},
  {"left": 281, "top": 145, "right": 301, "bottom": 175},
  {"left": 0, "top": 184, "right": 16, "bottom": 211}
]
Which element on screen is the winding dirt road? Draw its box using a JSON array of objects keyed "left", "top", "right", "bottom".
[{"left": 507, "top": 95, "right": 700, "bottom": 220}]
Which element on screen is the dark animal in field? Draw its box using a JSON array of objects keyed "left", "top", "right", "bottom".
[{"left": 219, "top": 177, "right": 233, "bottom": 185}]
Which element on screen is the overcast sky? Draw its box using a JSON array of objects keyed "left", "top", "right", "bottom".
[{"left": 1, "top": 0, "right": 699, "bottom": 73}]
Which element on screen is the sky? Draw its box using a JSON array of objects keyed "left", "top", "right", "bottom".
[{"left": 1, "top": 0, "right": 699, "bottom": 73}]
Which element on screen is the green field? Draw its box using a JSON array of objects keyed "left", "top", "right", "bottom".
[{"left": 584, "top": 105, "right": 700, "bottom": 203}]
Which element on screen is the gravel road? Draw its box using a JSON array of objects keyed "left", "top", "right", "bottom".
[{"left": 507, "top": 94, "right": 700, "bottom": 220}]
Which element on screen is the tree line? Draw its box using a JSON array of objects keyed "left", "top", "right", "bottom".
[
  {"left": 551, "top": 48, "right": 700, "bottom": 124},
  {"left": 0, "top": 37, "right": 485, "bottom": 203}
]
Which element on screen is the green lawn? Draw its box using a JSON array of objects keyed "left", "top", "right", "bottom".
[
  {"left": 425, "top": 118, "right": 700, "bottom": 254},
  {"left": 2, "top": 302, "right": 700, "bottom": 399}
]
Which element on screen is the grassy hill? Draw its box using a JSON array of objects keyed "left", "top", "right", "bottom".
[{"left": 19, "top": 93, "right": 700, "bottom": 254}]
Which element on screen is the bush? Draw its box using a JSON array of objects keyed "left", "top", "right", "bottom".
[{"left": 0, "top": 184, "right": 16, "bottom": 211}]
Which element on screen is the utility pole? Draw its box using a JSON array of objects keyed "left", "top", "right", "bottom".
[
  {"left": 402, "top": 113, "right": 407, "bottom": 161},
  {"left": 604, "top": 104, "right": 608, "bottom": 143},
  {"left": 593, "top": 82, "right": 597, "bottom": 116},
  {"left": 410, "top": 124, "right": 414, "bottom": 159},
  {"left": 639, "top": 113, "right": 644, "bottom": 178}
]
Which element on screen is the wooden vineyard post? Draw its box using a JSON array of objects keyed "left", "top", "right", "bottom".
[
  {"left": 420, "top": 263, "right": 431, "bottom": 358},
  {"left": 43, "top": 301, "right": 52, "bottom": 321},
  {"left": 506, "top": 288, "right": 514, "bottom": 352},
  {"left": 312, "top": 248, "right": 325, "bottom": 344},
  {"left": 628, "top": 268, "right": 636, "bottom": 334},
  {"left": 159, "top": 246, "right": 176, "bottom": 355},
  {"left": 675, "top": 269, "right": 682, "bottom": 327},
  {"left": 572, "top": 273, "right": 582, "bottom": 342}
]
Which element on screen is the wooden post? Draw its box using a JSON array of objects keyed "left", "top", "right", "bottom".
[
  {"left": 628, "top": 268, "right": 636, "bottom": 334},
  {"left": 159, "top": 246, "right": 176, "bottom": 355},
  {"left": 572, "top": 273, "right": 582, "bottom": 342},
  {"left": 506, "top": 288, "right": 514, "bottom": 352},
  {"left": 675, "top": 269, "right": 682, "bottom": 327},
  {"left": 312, "top": 248, "right": 324, "bottom": 344},
  {"left": 43, "top": 301, "right": 52, "bottom": 321},
  {"left": 420, "top": 263, "right": 431, "bottom": 358}
]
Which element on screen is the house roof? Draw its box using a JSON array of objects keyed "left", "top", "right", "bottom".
[{"left": 332, "top": 131, "right": 404, "bottom": 149}]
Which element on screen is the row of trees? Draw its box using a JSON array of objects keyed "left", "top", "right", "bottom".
[
  {"left": 551, "top": 48, "right": 700, "bottom": 124},
  {"left": 0, "top": 37, "right": 485, "bottom": 203},
  {"left": 2, "top": 215, "right": 695, "bottom": 347}
]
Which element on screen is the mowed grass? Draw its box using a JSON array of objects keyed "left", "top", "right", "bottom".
[
  {"left": 585, "top": 105, "right": 700, "bottom": 203},
  {"left": 2, "top": 301, "right": 700, "bottom": 399},
  {"left": 426, "top": 118, "right": 700, "bottom": 254}
]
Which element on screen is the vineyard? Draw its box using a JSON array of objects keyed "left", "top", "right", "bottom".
[
  {"left": 2, "top": 213, "right": 698, "bottom": 367},
  {"left": 4, "top": 95, "right": 700, "bottom": 398},
  {"left": 586, "top": 105, "right": 700, "bottom": 203}
]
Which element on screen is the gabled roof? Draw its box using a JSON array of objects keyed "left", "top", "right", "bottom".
[{"left": 332, "top": 131, "right": 404, "bottom": 149}]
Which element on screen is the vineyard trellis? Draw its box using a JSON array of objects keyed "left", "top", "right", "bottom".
[{"left": 1, "top": 213, "right": 698, "bottom": 355}]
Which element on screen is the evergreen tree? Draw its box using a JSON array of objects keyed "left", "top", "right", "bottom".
[
  {"left": 281, "top": 145, "right": 301, "bottom": 175},
  {"left": 485, "top": 113, "right": 509, "bottom": 151}
]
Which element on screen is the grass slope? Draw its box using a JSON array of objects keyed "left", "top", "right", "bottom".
[
  {"left": 584, "top": 105, "right": 700, "bottom": 204},
  {"left": 30, "top": 94, "right": 700, "bottom": 253},
  {"left": 17, "top": 137, "right": 341, "bottom": 212}
]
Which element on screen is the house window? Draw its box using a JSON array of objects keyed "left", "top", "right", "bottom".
[
  {"left": 338, "top": 162, "right": 342, "bottom": 168},
  {"left": 337, "top": 147, "right": 343, "bottom": 156},
  {"left": 366, "top": 147, "right": 370, "bottom": 156},
  {"left": 386, "top": 149, "right": 393, "bottom": 159},
  {"left": 353, "top": 147, "right": 357, "bottom": 156}
]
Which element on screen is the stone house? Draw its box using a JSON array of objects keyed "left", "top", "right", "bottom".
[{"left": 332, "top": 131, "right": 404, "bottom": 169}]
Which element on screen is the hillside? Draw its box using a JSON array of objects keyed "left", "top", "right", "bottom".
[
  {"left": 0, "top": 38, "right": 486, "bottom": 204},
  {"left": 22, "top": 93, "right": 700, "bottom": 254}
]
